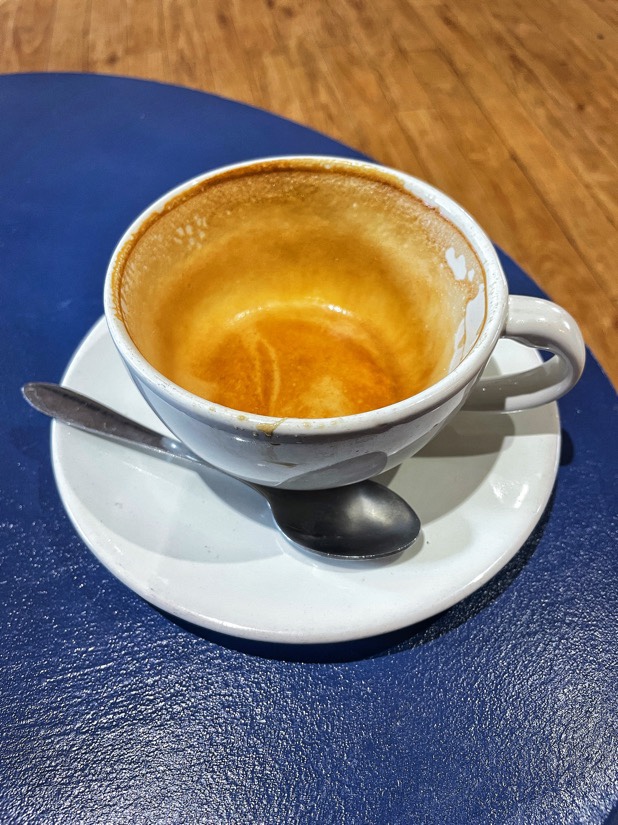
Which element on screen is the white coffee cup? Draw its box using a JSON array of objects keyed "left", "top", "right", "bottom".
[{"left": 104, "top": 156, "right": 585, "bottom": 489}]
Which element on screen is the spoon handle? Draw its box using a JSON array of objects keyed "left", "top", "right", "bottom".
[{"left": 22, "top": 382, "right": 203, "bottom": 467}]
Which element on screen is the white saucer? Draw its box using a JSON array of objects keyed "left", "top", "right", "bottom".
[{"left": 51, "top": 318, "right": 560, "bottom": 644}]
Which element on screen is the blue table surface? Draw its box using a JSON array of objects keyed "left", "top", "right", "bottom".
[{"left": 0, "top": 73, "right": 616, "bottom": 824}]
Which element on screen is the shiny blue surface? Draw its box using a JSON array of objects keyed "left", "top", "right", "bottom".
[{"left": 1, "top": 73, "right": 616, "bottom": 824}]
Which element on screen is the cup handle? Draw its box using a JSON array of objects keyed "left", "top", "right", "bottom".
[{"left": 464, "top": 295, "right": 586, "bottom": 412}]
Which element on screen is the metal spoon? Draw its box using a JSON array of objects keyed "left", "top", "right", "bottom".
[{"left": 22, "top": 382, "right": 420, "bottom": 560}]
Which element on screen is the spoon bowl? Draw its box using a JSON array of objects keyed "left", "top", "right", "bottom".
[{"left": 257, "top": 482, "right": 420, "bottom": 559}]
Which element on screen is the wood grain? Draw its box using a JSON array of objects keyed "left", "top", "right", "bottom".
[{"left": 1, "top": 0, "right": 616, "bottom": 385}]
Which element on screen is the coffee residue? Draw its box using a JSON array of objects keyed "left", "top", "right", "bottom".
[{"left": 113, "top": 159, "right": 486, "bottom": 418}]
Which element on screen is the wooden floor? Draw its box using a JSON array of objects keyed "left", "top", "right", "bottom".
[{"left": 2, "top": 0, "right": 616, "bottom": 386}]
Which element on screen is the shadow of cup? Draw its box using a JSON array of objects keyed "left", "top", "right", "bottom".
[
  {"left": 374, "top": 411, "right": 514, "bottom": 525},
  {"left": 376, "top": 349, "right": 560, "bottom": 525}
]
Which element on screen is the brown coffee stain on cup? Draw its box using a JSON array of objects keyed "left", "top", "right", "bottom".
[
  {"left": 256, "top": 419, "right": 287, "bottom": 437},
  {"left": 114, "top": 159, "right": 485, "bottom": 419}
]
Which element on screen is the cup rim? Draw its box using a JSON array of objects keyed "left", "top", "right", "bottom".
[{"left": 103, "top": 155, "right": 508, "bottom": 436}]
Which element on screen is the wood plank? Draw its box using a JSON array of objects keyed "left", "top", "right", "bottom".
[
  {"left": 47, "top": 0, "right": 88, "bottom": 71},
  {"left": 6, "top": 0, "right": 56, "bottom": 72},
  {"left": 414, "top": 3, "right": 618, "bottom": 301},
  {"left": 160, "top": 0, "right": 212, "bottom": 90},
  {"left": 249, "top": 48, "right": 307, "bottom": 124},
  {"left": 582, "top": 0, "right": 618, "bottom": 26},
  {"left": 228, "top": 0, "right": 280, "bottom": 54},
  {"left": 190, "top": 0, "right": 256, "bottom": 103},
  {"left": 0, "top": 2, "right": 21, "bottom": 73},
  {"left": 396, "top": 107, "right": 512, "bottom": 237},
  {"left": 125, "top": 0, "right": 164, "bottom": 58},
  {"left": 499, "top": 0, "right": 618, "bottom": 156},
  {"left": 116, "top": 0, "right": 166, "bottom": 82},
  {"left": 276, "top": 35, "right": 346, "bottom": 140},
  {"left": 407, "top": 50, "right": 508, "bottom": 166},
  {"left": 340, "top": 0, "right": 434, "bottom": 56},
  {"left": 365, "top": 41, "right": 432, "bottom": 113},
  {"left": 112, "top": 48, "right": 168, "bottom": 84},
  {"left": 86, "top": 0, "right": 127, "bottom": 71},
  {"left": 465, "top": 8, "right": 618, "bottom": 225},
  {"left": 373, "top": 0, "right": 436, "bottom": 52},
  {"left": 545, "top": 0, "right": 618, "bottom": 70},
  {"left": 267, "top": 0, "right": 352, "bottom": 51},
  {"left": 318, "top": 40, "right": 429, "bottom": 176}
]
